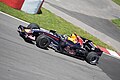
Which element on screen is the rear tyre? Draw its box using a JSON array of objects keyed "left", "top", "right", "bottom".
[
  {"left": 86, "top": 52, "right": 99, "bottom": 65},
  {"left": 27, "top": 23, "right": 40, "bottom": 29},
  {"left": 36, "top": 35, "right": 50, "bottom": 49}
]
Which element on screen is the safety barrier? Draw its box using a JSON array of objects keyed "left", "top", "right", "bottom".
[
  {"left": 21, "top": 0, "right": 44, "bottom": 14},
  {"left": 0, "top": 0, "right": 44, "bottom": 14},
  {"left": 0, "top": 0, "right": 24, "bottom": 10}
]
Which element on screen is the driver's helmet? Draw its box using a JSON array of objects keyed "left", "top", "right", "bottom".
[
  {"left": 68, "top": 33, "right": 77, "bottom": 43},
  {"left": 71, "top": 34, "right": 77, "bottom": 39}
]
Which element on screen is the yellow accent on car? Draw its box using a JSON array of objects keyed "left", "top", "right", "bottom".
[{"left": 24, "top": 29, "right": 31, "bottom": 33}]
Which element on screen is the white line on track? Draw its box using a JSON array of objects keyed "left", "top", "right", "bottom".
[
  {"left": 55, "top": 0, "right": 60, "bottom": 1},
  {"left": 0, "top": 11, "right": 29, "bottom": 25}
]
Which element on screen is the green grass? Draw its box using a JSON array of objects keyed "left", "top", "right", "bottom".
[
  {"left": 112, "top": 0, "right": 120, "bottom": 28},
  {"left": 0, "top": 2, "right": 115, "bottom": 50},
  {"left": 112, "top": 0, "right": 120, "bottom": 5},
  {"left": 112, "top": 19, "right": 120, "bottom": 28}
]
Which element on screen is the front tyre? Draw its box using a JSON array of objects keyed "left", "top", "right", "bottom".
[
  {"left": 86, "top": 52, "right": 99, "bottom": 65},
  {"left": 27, "top": 23, "right": 40, "bottom": 29},
  {"left": 36, "top": 35, "right": 50, "bottom": 49}
]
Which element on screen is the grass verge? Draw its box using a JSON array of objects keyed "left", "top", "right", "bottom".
[
  {"left": 112, "top": 0, "right": 120, "bottom": 5},
  {"left": 112, "top": 0, "right": 120, "bottom": 28},
  {"left": 0, "top": 2, "right": 114, "bottom": 50},
  {"left": 112, "top": 19, "right": 120, "bottom": 28}
]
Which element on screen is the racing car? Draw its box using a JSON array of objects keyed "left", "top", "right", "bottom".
[{"left": 18, "top": 23, "right": 103, "bottom": 65}]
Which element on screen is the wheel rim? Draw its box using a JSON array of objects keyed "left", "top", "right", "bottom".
[
  {"left": 40, "top": 38, "right": 48, "bottom": 47},
  {"left": 90, "top": 56, "right": 98, "bottom": 64}
]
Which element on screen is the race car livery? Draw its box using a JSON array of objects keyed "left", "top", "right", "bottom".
[{"left": 18, "top": 23, "right": 103, "bottom": 65}]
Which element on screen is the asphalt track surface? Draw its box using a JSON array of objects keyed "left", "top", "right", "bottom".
[
  {"left": 44, "top": 0, "right": 120, "bottom": 52},
  {"left": 0, "top": 12, "right": 120, "bottom": 80},
  {"left": 47, "top": 0, "right": 120, "bottom": 19}
]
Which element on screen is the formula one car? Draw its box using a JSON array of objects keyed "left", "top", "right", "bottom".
[{"left": 18, "top": 23, "right": 103, "bottom": 65}]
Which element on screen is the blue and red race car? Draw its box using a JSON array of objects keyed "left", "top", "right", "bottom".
[{"left": 18, "top": 23, "right": 103, "bottom": 65}]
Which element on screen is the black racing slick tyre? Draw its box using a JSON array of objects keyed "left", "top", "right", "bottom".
[
  {"left": 27, "top": 23, "right": 40, "bottom": 29},
  {"left": 86, "top": 52, "right": 99, "bottom": 65},
  {"left": 36, "top": 35, "right": 50, "bottom": 49}
]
